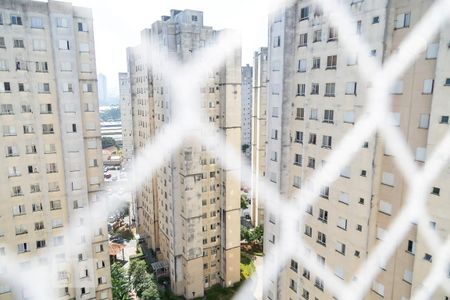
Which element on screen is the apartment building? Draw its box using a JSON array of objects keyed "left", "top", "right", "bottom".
[
  {"left": 119, "top": 72, "right": 133, "bottom": 161},
  {"left": 0, "top": 0, "right": 111, "bottom": 299},
  {"left": 242, "top": 64, "right": 253, "bottom": 159},
  {"left": 250, "top": 47, "right": 268, "bottom": 226},
  {"left": 127, "top": 9, "right": 241, "bottom": 299},
  {"left": 263, "top": 1, "right": 450, "bottom": 299}
]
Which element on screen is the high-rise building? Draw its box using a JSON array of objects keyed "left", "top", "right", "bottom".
[
  {"left": 127, "top": 9, "right": 241, "bottom": 299},
  {"left": 0, "top": 0, "right": 111, "bottom": 299},
  {"left": 263, "top": 1, "right": 450, "bottom": 300},
  {"left": 97, "top": 73, "right": 107, "bottom": 105},
  {"left": 250, "top": 47, "right": 268, "bottom": 226},
  {"left": 118, "top": 72, "right": 133, "bottom": 161},
  {"left": 241, "top": 64, "right": 253, "bottom": 159}
]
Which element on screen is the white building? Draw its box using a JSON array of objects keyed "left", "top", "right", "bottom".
[
  {"left": 118, "top": 72, "right": 133, "bottom": 160},
  {"left": 0, "top": 0, "right": 111, "bottom": 299},
  {"left": 241, "top": 64, "right": 253, "bottom": 158}
]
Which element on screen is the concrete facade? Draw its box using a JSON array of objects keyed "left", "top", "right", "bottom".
[
  {"left": 127, "top": 9, "right": 241, "bottom": 299},
  {"left": 250, "top": 47, "right": 268, "bottom": 226},
  {"left": 0, "top": 0, "right": 111, "bottom": 299},
  {"left": 241, "top": 64, "right": 252, "bottom": 159},
  {"left": 118, "top": 72, "right": 133, "bottom": 160},
  {"left": 263, "top": 1, "right": 450, "bottom": 300}
]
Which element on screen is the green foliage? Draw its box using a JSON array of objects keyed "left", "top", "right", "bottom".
[
  {"left": 240, "top": 225, "right": 264, "bottom": 245},
  {"left": 141, "top": 283, "right": 160, "bottom": 300},
  {"left": 111, "top": 263, "right": 131, "bottom": 300},
  {"left": 116, "top": 227, "right": 134, "bottom": 241},
  {"left": 102, "top": 137, "right": 117, "bottom": 149},
  {"left": 128, "top": 260, "right": 159, "bottom": 298},
  {"left": 240, "top": 194, "right": 249, "bottom": 210},
  {"left": 100, "top": 107, "right": 121, "bottom": 121},
  {"left": 240, "top": 252, "right": 256, "bottom": 280}
]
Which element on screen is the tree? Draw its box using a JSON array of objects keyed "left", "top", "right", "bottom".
[
  {"left": 128, "top": 260, "right": 159, "bottom": 297},
  {"left": 251, "top": 225, "right": 264, "bottom": 245},
  {"left": 240, "top": 194, "right": 249, "bottom": 210},
  {"left": 141, "top": 274, "right": 160, "bottom": 300},
  {"left": 241, "top": 225, "right": 251, "bottom": 241},
  {"left": 102, "top": 137, "right": 117, "bottom": 149},
  {"left": 111, "top": 263, "right": 131, "bottom": 300}
]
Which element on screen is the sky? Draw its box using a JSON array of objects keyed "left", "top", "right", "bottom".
[{"left": 64, "top": 0, "right": 270, "bottom": 98}]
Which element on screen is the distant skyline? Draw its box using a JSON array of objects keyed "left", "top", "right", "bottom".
[{"left": 59, "top": 0, "right": 270, "bottom": 98}]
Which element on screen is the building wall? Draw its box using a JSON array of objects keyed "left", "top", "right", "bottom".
[
  {"left": 128, "top": 10, "right": 241, "bottom": 299},
  {"left": 241, "top": 64, "right": 252, "bottom": 159},
  {"left": 118, "top": 72, "right": 133, "bottom": 160},
  {"left": 0, "top": 0, "right": 110, "bottom": 299},
  {"left": 262, "top": 1, "right": 449, "bottom": 300},
  {"left": 250, "top": 47, "right": 268, "bottom": 226}
]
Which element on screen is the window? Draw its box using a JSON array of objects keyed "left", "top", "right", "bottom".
[
  {"left": 379, "top": 200, "right": 392, "bottom": 215},
  {"left": 40, "top": 104, "right": 52, "bottom": 114},
  {"left": 415, "top": 147, "right": 426, "bottom": 162},
  {"left": 339, "top": 192, "right": 349, "bottom": 204},
  {"left": 83, "top": 83, "right": 93, "bottom": 92},
  {"left": 440, "top": 116, "right": 449, "bottom": 124},
  {"left": 294, "top": 154, "right": 302, "bottom": 166},
  {"left": 295, "top": 131, "right": 303, "bottom": 144},
  {"left": 326, "top": 55, "right": 337, "bottom": 69},
  {"left": 422, "top": 79, "right": 434, "bottom": 94},
  {"left": 419, "top": 113, "right": 430, "bottom": 128},
  {"left": 14, "top": 39, "right": 25, "bottom": 48},
  {"left": 381, "top": 172, "right": 395, "bottom": 186},
  {"left": 373, "top": 16, "right": 380, "bottom": 24},
  {"left": 17, "top": 243, "right": 29, "bottom": 253},
  {"left": 340, "top": 166, "right": 351, "bottom": 178},
  {"left": 270, "top": 151, "right": 277, "bottom": 162},
  {"left": 320, "top": 186, "right": 329, "bottom": 199},
  {"left": 315, "top": 277, "right": 324, "bottom": 291},
  {"left": 269, "top": 172, "right": 277, "bottom": 183},
  {"left": 344, "top": 111, "right": 355, "bottom": 124},
  {"left": 337, "top": 217, "right": 347, "bottom": 230},
  {"left": 424, "top": 253, "right": 432, "bottom": 262},
  {"left": 376, "top": 227, "right": 386, "bottom": 240},
  {"left": 336, "top": 242, "right": 346, "bottom": 254},
  {"left": 328, "top": 27, "right": 338, "bottom": 41},
  {"left": 32, "top": 39, "right": 46, "bottom": 51},
  {"left": 11, "top": 15, "right": 23, "bottom": 25},
  {"left": 426, "top": 43, "right": 439, "bottom": 59},
  {"left": 318, "top": 209, "right": 328, "bottom": 223},
  {"left": 296, "top": 107, "right": 304, "bottom": 120},
  {"left": 290, "top": 260, "right": 298, "bottom": 272},
  {"left": 391, "top": 80, "right": 404, "bottom": 94},
  {"left": 299, "top": 33, "right": 308, "bottom": 47},
  {"left": 0, "top": 104, "right": 13, "bottom": 115},
  {"left": 403, "top": 270, "right": 413, "bottom": 284},
  {"left": 273, "top": 36, "right": 281, "bottom": 48},
  {"left": 395, "top": 12, "right": 411, "bottom": 29},
  {"left": 0, "top": 37, "right": 5, "bottom": 48},
  {"left": 311, "top": 83, "right": 319, "bottom": 95},
  {"left": 78, "top": 22, "right": 87, "bottom": 32},
  {"left": 431, "top": 187, "right": 440, "bottom": 196},
  {"left": 191, "top": 15, "right": 198, "bottom": 22},
  {"left": 271, "top": 129, "right": 278, "bottom": 139},
  {"left": 312, "top": 57, "right": 320, "bottom": 69},
  {"left": 36, "top": 240, "right": 46, "bottom": 249},
  {"left": 305, "top": 157, "right": 314, "bottom": 170},
  {"left": 302, "top": 289, "right": 310, "bottom": 300},
  {"left": 304, "top": 224, "right": 312, "bottom": 236},
  {"left": 407, "top": 240, "right": 416, "bottom": 254},
  {"left": 42, "top": 124, "right": 54, "bottom": 134},
  {"left": 272, "top": 107, "right": 279, "bottom": 117},
  {"left": 323, "top": 110, "right": 334, "bottom": 123},
  {"left": 38, "top": 83, "right": 50, "bottom": 93},
  {"left": 445, "top": 78, "right": 450, "bottom": 86},
  {"left": 313, "top": 29, "right": 322, "bottom": 42},
  {"left": 58, "top": 40, "right": 70, "bottom": 50},
  {"left": 56, "top": 17, "right": 68, "bottom": 28},
  {"left": 356, "top": 20, "right": 362, "bottom": 34},
  {"left": 63, "top": 83, "right": 73, "bottom": 93},
  {"left": 61, "top": 62, "right": 72, "bottom": 71},
  {"left": 309, "top": 108, "right": 318, "bottom": 120},
  {"left": 345, "top": 82, "right": 357, "bottom": 95},
  {"left": 31, "top": 17, "right": 43, "bottom": 28},
  {"left": 289, "top": 279, "right": 297, "bottom": 292},
  {"left": 293, "top": 176, "right": 301, "bottom": 188},
  {"left": 50, "top": 200, "right": 62, "bottom": 210},
  {"left": 298, "top": 59, "right": 306, "bottom": 72},
  {"left": 372, "top": 281, "right": 385, "bottom": 297},
  {"left": 308, "top": 133, "right": 316, "bottom": 145},
  {"left": 322, "top": 135, "right": 332, "bottom": 149},
  {"left": 297, "top": 84, "right": 305, "bottom": 96},
  {"left": 300, "top": 6, "right": 309, "bottom": 20},
  {"left": 80, "top": 63, "right": 91, "bottom": 73}
]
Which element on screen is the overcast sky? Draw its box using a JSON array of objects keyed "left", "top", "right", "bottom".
[{"left": 64, "top": 0, "right": 269, "bottom": 98}]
